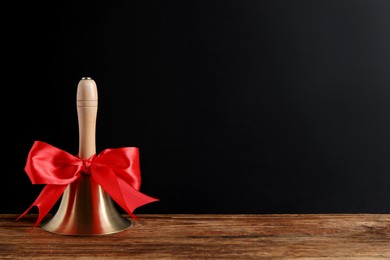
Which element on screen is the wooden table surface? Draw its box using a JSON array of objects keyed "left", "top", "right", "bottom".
[{"left": 1, "top": 214, "right": 390, "bottom": 259}]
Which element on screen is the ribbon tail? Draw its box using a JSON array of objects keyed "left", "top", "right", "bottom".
[
  {"left": 17, "top": 184, "right": 67, "bottom": 228},
  {"left": 118, "top": 177, "right": 159, "bottom": 213},
  {"left": 92, "top": 168, "right": 159, "bottom": 220}
]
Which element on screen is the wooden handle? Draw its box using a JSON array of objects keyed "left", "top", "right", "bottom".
[{"left": 77, "top": 77, "right": 98, "bottom": 159}]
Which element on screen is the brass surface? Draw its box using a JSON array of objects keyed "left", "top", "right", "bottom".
[{"left": 41, "top": 175, "right": 132, "bottom": 236}]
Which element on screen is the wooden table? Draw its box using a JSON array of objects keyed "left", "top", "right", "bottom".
[{"left": 1, "top": 214, "right": 390, "bottom": 259}]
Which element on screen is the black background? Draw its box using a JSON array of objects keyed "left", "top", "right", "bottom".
[{"left": 3, "top": 0, "right": 390, "bottom": 215}]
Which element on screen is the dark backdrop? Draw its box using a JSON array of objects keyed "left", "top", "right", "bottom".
[{"left": 3, "top": 0, "right": 390, "bottom": 215}]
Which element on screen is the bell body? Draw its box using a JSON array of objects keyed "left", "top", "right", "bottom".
[
  {"left": 41, "top": 77, "right": 132, "bottom": 235},
  {"left": 41, "top": 176, "right": 132, "bottom": 235}
]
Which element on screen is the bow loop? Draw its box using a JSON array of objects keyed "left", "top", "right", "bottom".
[
  {"left": 93, "top": 147, "right": 141, "bottom": 190},
  {"left": 24, "top": 141, "right": 83, "bottom": 185}
]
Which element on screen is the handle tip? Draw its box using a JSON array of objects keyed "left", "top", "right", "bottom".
[{"left": 77, "top": 77, "right": 98, "bottom": 101}]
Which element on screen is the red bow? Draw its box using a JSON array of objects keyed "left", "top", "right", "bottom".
[{"left": 18, "top": 141, "right": 159, "bottom": 227}]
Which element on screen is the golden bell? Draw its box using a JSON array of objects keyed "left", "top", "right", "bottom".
[
  {"left": 40, "top": 176, "right": 133, "bottom": 235},
  {"left": 41, "top": 77, "right": 132, "bottom": 235}
]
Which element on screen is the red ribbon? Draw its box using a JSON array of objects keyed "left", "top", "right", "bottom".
[{"left": 17, "top": 141, "right": 159, "bottom": 227}]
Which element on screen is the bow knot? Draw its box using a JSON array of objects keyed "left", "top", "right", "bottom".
[
  {"left": 82, "top": 157, "right": 93, "bottom": 175},
  {"left": 18, "top": 141, "right": 159, "bottom": 228}
]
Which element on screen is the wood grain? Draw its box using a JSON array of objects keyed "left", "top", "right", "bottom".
[{"left": 1, "top": 214, "right": 390, "bottom": 259}]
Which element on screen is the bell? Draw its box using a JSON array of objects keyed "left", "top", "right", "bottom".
[{"left": 41, "top": 77, "right": 132, "bottom": 235}]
